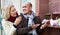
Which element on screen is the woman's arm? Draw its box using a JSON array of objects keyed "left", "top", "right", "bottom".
[{"left": 2, "top": 19, "right": 16, "bottom": 35}]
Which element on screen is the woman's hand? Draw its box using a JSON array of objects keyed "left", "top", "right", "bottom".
[{"left": 14, "top": 16, "right": 22, "bottom": 26}]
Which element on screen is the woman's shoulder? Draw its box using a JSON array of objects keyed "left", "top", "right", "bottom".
[
  {"left": 2, "top": 19, "right": 13, "bottom": 25},
  {"left": 2, "top": 19, "right": 12, "bottom": 22}
]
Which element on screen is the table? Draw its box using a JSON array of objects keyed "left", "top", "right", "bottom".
[{"left": 42, "top": 26, "right": 60, "bottom": 35}]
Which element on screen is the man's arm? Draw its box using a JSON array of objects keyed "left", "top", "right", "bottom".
[
  {"left": 34, "top": 16, "right": 44, "bottom": 35},
  {"left": 14, "top": 16, "right": 40, "bottom": 34},
  {"left": 16, "top": 23, "right": 40, "bottom": 34},
  {"left": 17, "top": 26, "right": 33, "bottom": 34}
]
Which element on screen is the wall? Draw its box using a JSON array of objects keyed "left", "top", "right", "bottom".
[
  {"left": 49, "top": 0, "right": 60, "bottom": 14},
  {"left": 1, "top": 0, "right": 20, "bottom": 15},
  {"left": 20, "top": 0, "right": 36, "bottom": 13},
  {"left": 36, "top": 0, "right": 49, "bottom": 20}
]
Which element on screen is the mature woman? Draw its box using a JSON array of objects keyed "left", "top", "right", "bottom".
[{"left": 1, "top": 5, "right": 21, "bottom": 35}]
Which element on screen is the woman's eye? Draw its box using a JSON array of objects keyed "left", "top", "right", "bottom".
[{"left": 12, "top": 9, "right": 16, "bottom": 12}]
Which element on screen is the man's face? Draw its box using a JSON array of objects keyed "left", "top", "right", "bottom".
[{"left": 22, "top": 3, "right": 32, "bottom": 14}]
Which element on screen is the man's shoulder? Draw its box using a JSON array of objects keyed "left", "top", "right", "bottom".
[{"left": 34, "top": 16, "right": 40, "bottom": 19}]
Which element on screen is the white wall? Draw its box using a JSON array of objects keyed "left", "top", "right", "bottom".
[
  {"left": 1, "top": 0, "right": 36, "bottom": 15},
  {"left": 1, "top": 0, "right": 21, "bottom": 15},
  {"left": 21, "top": 0, "right": 36, "bottom": 13}
]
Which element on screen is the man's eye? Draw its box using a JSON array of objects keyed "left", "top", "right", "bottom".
[
  {"left": 24, "top": 6, "right": 27, "bottom": 8},
  {"left": 23, "top": 6, "right": 27, "bottom": 8}
]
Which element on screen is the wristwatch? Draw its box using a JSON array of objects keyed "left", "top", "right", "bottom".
[{"left": 13, "top": 24, "right": 17, "bottom": 28}]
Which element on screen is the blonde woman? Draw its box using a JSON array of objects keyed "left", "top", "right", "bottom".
[{"left": 1, "top": 5, "right": 21, "bottom": 35}]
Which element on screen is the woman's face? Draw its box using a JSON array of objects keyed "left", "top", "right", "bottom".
[{"left": 10, "top": 6, "right": 17, "bottom": 17}]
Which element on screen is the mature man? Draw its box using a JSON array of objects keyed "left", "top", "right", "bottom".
[{"left": 14, "top": 2, "right": 43, "bottom": 35}]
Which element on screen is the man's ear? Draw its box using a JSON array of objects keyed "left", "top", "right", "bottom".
[{"left": 30, "top": 7, "right": 32, "bottom": 10}]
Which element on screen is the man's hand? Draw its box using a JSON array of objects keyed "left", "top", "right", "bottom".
[
  {"left": 40, "top": 20, "right": 50, "bottom": 29},
  {"left": 40, "top": 23, "right": 47, "bottom": 29},
  {"left": 14, "top": 16, "right": 22, "bottom": 26},
  {"left": 31, "top": 24, "right": 40, "bottom": 29}
]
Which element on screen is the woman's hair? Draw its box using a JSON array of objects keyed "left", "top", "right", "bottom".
[{"left": 2, "top": 5, "right": 14, "bottom": 20}]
